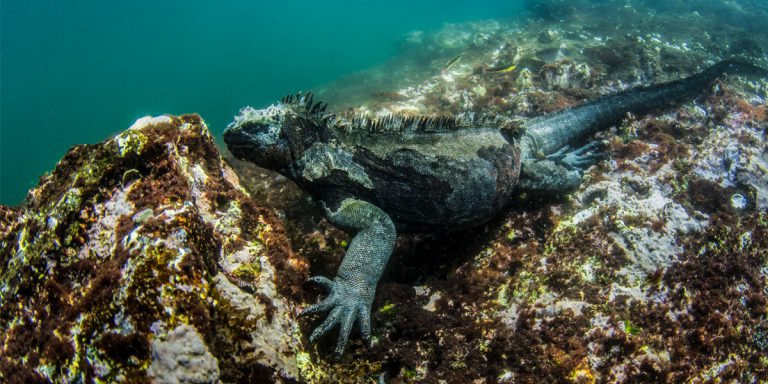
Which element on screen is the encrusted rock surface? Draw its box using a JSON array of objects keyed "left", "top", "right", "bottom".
[
  {"left": 0, "top": 115, "right": 318, "bottom": 383},
  {"left": 3, "top": 1, "right": 768, "bottom": 383}
]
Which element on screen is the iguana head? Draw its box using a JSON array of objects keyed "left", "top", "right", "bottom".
[
  {"left": 225, "top": 92, "right": 332, "bottom": 175},
  {"left": 224, "top": 104, "right": 292, "bottom": 172}
]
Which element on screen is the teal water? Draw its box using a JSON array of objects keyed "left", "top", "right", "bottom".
[{"left": 0, "top": 0, "right": 522, "bottom": 205}]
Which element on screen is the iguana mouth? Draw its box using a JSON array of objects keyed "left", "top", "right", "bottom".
[
  {"left": 222, "top": 128, "right": 256, "bottom": 149},
  {"left": 224, "top": 129, "right": 253, "bottom": 147}
]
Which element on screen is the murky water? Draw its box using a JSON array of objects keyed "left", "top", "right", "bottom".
[{"left": 0, "top": 0, "right": 522, "bottom": 204}]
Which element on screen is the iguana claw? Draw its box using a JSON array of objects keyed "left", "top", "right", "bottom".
[
  {"left": 548, "top": 140, "right": 605, "bottom": 170},
  {"left": 300, "top": 275, "right": 374, "bottom": 358}
]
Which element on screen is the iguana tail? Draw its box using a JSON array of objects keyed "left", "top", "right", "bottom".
[{"left": 523, "top": 59, "right": 768, "bottom": 156}]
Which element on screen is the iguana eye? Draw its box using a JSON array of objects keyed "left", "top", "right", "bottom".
[{"left": 248, "top": 123, "right": 281, "bottom": 147}]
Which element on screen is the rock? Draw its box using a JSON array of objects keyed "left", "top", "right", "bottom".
[
  {"left": 4, "top": 4, "right": 768, "bottom": 382},
  {"left": 515, "top": 67, "right": 535, "bottom": 89},
  {"left": 538, "top": 29, "right": 557, "bottom": 44},
  {"left": 148, "top": 324, "right": 219, "bottom": 384},
  {"left": 541, "top": 59, "right": 593, "bottom": 90},
  {"left": 583, "top": 37, "right": 646, "bottom": 74},
  {"left": 0, "top": 115, "right": 318, "bottom": 383}
]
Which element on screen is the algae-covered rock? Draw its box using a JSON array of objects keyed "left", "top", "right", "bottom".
[{"left": 0, "top": 115, "right": 318, "bottom": 383}]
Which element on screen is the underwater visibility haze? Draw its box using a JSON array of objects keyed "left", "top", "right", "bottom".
[{"left": 0, "top": 0, "right": 522, "bottom": 204}]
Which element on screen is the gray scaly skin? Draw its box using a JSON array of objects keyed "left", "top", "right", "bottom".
[{"left": 224, "top": 59, "right": 767, "bottom": 358}]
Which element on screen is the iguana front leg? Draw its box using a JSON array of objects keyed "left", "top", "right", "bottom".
[{"left": 300, "top": 198, "right": 396, "bottom": 358}]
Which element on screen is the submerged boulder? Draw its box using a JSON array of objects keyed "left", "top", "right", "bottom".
[{"left": 0, "top": 115, "right": 318, "bottom": 383}]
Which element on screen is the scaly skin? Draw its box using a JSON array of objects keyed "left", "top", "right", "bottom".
[
  {"left": 300, "top": 198, "right": 396, "bottom": 357},
  {"left": 223, "top": 59, "right": 767, "bottom": 358}
]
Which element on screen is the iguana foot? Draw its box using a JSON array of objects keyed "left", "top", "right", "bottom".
[
  {"left": 300, "top": 276, "right": 374, "bottom": 358},
  {"left": 547, "top": 140, "right": 605, "bottom": 170}
]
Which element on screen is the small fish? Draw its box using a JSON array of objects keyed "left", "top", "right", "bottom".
[
  {"left": 485, "top": 64, "right": 517, "bottom": 73},
  {"left": 441, "top": 55, "right": 462, "bottom": 74}
]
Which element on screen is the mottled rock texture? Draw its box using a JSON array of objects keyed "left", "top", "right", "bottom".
[
  {"left": 0, "top": 115, "right": 317, "bottom": 383},
  {"left": 3, "top": 4, "right": 768, "bottom": 383}
]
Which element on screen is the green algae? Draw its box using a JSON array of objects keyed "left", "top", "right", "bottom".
[
  {"left": 296, "top": 351, "right": 327, "bottom": 382},
  {"left": 495, "top": 282, "right": 511, "bottom": 307},
  {"left": 401, "top": 366, "right": 417, "bottom": 378},
  {"left": 623, "top": 319, "right": 642, "bottom": 336},
  {"left": 133, "top": 208, "right": 154, "bottom": 224},
  {"left": 511, "top": 270, "right": 548, "bottom": 302},
  {"left": 379, "top": 302, "right": 397, "bottom": 316},
  {"left": 115, "top": 128, "right": 148, "bottom": 157}
]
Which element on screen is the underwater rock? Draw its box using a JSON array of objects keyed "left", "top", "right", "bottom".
[
  {"left": 147, "top": 324, "right": 219, "bottom": 384},
  {"left": 583, "top": 37, "right": 647, "bottom": 74},
  {"left": 541, "top": 59, "right": 593, "bottom": 90},
  {"left": 515, "top": 67, "right": 535, "bottom": 89},
  {"left": 538, "top": 29, "right": 558, "bottom": 44},
  {"left": 3, "top": 2, "right": 768, "bottom": 382},
  {"left": 0, "top": 115, "right": 317, "bottom": 383},
  {"left": 536, "top": 43, "right": 573, "bottom": 64},
  {"left": 691, "top": 112, "right": 768, "bottom": 210}
]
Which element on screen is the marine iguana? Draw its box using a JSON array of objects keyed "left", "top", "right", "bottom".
[{"left": 223, "top": 59, "right": 767, "bottom": 358}]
